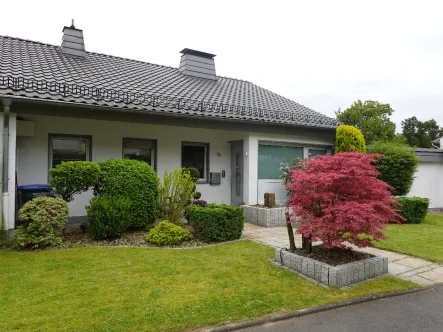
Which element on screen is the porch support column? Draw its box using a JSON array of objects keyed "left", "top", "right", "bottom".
[
  {"left": 243, "top": 135, "right": 259, "bottom": 205},
  {"left": 0, "top": 98, "right": 16, "bottom": 234}
]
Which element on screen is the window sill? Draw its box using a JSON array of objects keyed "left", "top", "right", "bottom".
[{"left": 196, "top": 179, "right": 209, "bottom": 184}]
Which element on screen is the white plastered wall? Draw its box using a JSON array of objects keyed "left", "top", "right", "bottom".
[
  {"left": 408, "top": 161, "right": 443, "bottom": 209},
  {"left": 16, "top": 114, "right": 245, "bottom": 217}
]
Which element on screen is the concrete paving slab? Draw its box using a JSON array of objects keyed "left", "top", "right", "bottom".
[
  {"left": 432, "top": 267, "right": 443, "bottom": 275},
  {"left": 419, "top": 271, "right": 443, "bottom": 283},
  {"left": 395, "top": 257, "right": 434, "bottom": 269},
  {"left": 388, "top": 262, "right": 414, "bottom": 275},
  {"left": 403, "top": 275, "right": 439, "bottom": 286}
]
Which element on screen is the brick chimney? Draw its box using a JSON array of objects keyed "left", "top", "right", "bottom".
[{"left": 61, "top": 20, "right": 86, "bottom": 57}]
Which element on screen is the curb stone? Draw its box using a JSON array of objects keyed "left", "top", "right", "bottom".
[{"left": 207, "top": 285, "right": 439, "bottom": 332}]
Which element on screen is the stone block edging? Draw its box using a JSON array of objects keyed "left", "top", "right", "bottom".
[
  {"left": 242, "top": 205, "right": 291, "bottom": 227},
  {"left": 275, "top": 248, "right": 388, "bottom": 287}
]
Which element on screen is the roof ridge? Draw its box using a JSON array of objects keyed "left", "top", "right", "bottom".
[{"left": 0, "top": 35, "right": 252, "bottom": 83}]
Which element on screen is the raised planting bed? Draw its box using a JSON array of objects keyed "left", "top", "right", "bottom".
[
  {"left": 275, "top": 246, "right": 388, "bottom": 287},
  {"left": 242, "top": 205, "right": 292, "bottom": 227}
]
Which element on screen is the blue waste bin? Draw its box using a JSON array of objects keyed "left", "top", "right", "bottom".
[{"left": 18, "top": 184, "right": 54, "bottom": 208}]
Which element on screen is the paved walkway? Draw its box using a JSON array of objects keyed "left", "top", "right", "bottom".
[
  {"left": 242, "top": 223, "right": 443, "bottom": 286},
  {"left": 240, "top": 285, "right": 443, "bottom": 332}
]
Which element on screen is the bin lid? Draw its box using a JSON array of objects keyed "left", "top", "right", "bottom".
[{"left": 18, "top": 184, "right": 52, "bottom": 190}]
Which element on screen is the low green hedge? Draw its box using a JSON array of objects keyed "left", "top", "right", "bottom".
[
  {"left": 395, "top": 197, "right": 429, "bottom": 224},
  {"left": 186, "top": 204, "right": 244, "bottom": 242}
]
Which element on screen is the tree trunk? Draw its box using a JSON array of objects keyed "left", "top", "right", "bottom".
[
  {"left": 302, "top": 235, "right": 313, "bottom": 253},
  {"left": 285, "top": 212, "right": 296, "bottom": 252}
]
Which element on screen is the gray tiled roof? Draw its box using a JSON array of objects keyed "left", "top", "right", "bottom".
[{"left": 0, "top": 36, "right": 339, "bottom": 128}]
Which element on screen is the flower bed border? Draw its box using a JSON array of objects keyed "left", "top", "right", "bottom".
[{"left": 275, "top": 248, "right": 388, "bottom": 287}]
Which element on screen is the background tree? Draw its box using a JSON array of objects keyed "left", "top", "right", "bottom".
[
  {"left": 368, "top": 141, "right": 418, "bottom": 196},
  {"left": 401, "top": 116, "right": 443, "bottom": 148},
  {"left": 287, "top": 153, "right": 401, "bottom": 249},
  {"left": 336, "top": 100, "right": 396, "bottom": 144}
]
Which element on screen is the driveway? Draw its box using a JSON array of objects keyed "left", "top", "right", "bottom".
[{"left": 240, "top": 286, "right": 443, "bottom": 332}]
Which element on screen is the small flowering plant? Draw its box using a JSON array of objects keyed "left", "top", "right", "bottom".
[{"left": 192, "top": 199, "right": 207, "bottom": 208}]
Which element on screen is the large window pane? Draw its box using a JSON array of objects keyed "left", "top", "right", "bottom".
[
  {"left": 51, "top": 136, "right": 90, "bottom": 168},
  {"left": 123, "top": 138, "right": 156, "bottom": 170},
  {"left": 258, "top": 144, "right": 303, "bottom": 179},
  {"left": 181, "top": 142, "right": 209, "bottom": 181}
]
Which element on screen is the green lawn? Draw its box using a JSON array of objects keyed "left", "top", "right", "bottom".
[
  {"left": 0, "top": 241, "right": 417, "bottom": 331},
  {"left": 376, "top": 214, "right": 443, "bottom": 263}
]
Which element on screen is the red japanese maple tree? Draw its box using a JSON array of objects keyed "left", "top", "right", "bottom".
[{"left": 287, "top": 152, "right": 402, "bottom": 248}]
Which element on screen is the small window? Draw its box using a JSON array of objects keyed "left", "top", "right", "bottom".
[
  {"left": 49, "top": 135, "right": 91, "bottom": 169},
  {"left": 308, "top": 149, "right": 328, "bottom": 157},
  {"left": 123, "top": 138, "right": 157, "bottom": 171},
  {"left": 181, "top": 142, "right": 209, "bottom": 182}
]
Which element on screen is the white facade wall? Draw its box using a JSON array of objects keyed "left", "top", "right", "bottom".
[
  {"left": 17, "top": 115, "right": 245, "bottom": 216},
  {"left": 408, "top": 162, "right": 443, "bottom": 209}
]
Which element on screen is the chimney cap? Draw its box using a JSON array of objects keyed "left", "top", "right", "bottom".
[
  {"left": 180, "top": 48, "right": 216, "bottom": 59},
  {"left": 62, "top": 19, "right": 83, "bottom": 32}
]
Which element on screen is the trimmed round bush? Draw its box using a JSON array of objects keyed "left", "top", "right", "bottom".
[
  {"left": 186, "top": 204, "right": 244, "bottom": 242},
  {"left": 192, "top": 191, "right": 202, "bottom": 200},
  {"left": 181, "top": 167, "right": 200, "bottom": 182},
  {"left": 14, "top": 197, "right": 69, "bottom": 248},
  {"left": 86, "top": 196, "right": 132, "bottom": 240},
  {"left": 95, "top": 159, "right": 159, "bottom": 228},
  {"left": 395, "top": 197, "right": 429, "bottom": 223},
  {"left": 146, "top": 220, "right": 192, "bottom": 245},
  {"left": 335, "top": 125, "right": 366, "bottom": 153},
  {"left": 368, "top": 141, "right": 419, "bottom": 196},
  {"left": 49, "top": 161, "right": 101, "bottom": 202}
]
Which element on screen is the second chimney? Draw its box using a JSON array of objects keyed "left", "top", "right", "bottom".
[
  {"left": 61, "top": 21, "right": 86, "bottom": 57},
  {"left": 179, "top": 49, "right": 217, "bottom": 80}
]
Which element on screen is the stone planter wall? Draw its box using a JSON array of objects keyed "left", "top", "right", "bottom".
[
  {"left": 242, "top": 205, "right": 289, "bottom": 227},
  {"left": 275, "top": 248, "right": 388, "bottom": 287}
]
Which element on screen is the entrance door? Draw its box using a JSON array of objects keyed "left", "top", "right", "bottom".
[{"left": 230, "top": 140, "right": 243, "bottom": 205}]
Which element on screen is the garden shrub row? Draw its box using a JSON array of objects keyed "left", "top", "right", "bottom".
[
  {"left": 395, "top": 197, "right": 429, "bottom": 224},
  {"left": 186, "top": 204, "right": 244, "bottom": 242}
]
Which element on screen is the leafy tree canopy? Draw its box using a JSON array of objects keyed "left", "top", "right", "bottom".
[
  {"left": 336, "top": 100, "right": 396, "bottom": 145},
  {"left": 401, "top": 116, "right": 443, "bottom": 148}
]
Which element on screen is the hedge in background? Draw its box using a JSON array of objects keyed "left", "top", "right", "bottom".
[
  {"left": 14, "top": 197, "right": 69, "bottom": 248},
  {"left": 335, "top": 125, "right": 366, "bottom": 153},
  {"left": 49, "top": 161, "right": 100, "bottom": 202},
  {"left": 395, "top": 197, "right": 429, "bottom": 224},
  {"left": 368, "top": 141, "right": 419, "bottom": 196},
  {"left": 95, "top": 159, "right": 159, "bottom": 228},
  {"left": 146, "top": 220, "right": 192, "bottom": 245},
  {"left": 86, "top": 196, "right": 132, "bottom": 240},
  {"left": 186, "top": 204, "right": 244, "bottom": 242}
]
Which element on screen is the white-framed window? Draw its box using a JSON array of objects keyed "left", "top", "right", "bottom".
[
  {"left": 181, "top": 141, "right": 209, "bottom": 182},
  {"left": 122, "top": 138, "right": 157, "bottom": 171},
  {"left": 49, "top": 134, "right": 91, "bottom": 169},
  {"left": 258, "top": 143, "right": 304, "bottom": 179}
]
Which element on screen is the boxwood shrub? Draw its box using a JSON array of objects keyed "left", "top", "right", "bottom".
[
  {"left": 395, "top": 197, "right": 429, "bottom": 224},
  {"left": 186, "top": 204, "right": 244, "bottom": 242},
  {"left": 95, "top": 159, "right": 159, "bottom": 228},
  {"left": 146, "top": 220, "right": 192, "bottom": 245},
  {"left": 14, "top": 197, "right": 69, "bottom": 248},
  {"left": 86, "top": 196, "right": 132, "bottom": 240}
]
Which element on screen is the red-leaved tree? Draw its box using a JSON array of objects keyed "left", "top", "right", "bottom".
[{"left": 287, "top": 152, "right": 402, "bottom": 249}]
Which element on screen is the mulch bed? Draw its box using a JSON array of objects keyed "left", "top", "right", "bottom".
[
  {"left": 54, "top": 231, "right": 208, "bottom": 250},
  {"left": 294, "top": 246, "right": 373, "bottom": 266}
]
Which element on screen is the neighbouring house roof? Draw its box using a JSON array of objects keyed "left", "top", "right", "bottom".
[{"left": 0, "top": 35, "right": 339, "bottom": 129}]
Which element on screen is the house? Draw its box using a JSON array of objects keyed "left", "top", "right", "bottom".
[{"left": 0, "top": 23, "right": 339, "bottom": 233}]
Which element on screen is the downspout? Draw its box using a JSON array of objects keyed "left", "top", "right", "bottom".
[{"left": 1, "top": 98, "right": 11, "bottom": 231}]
